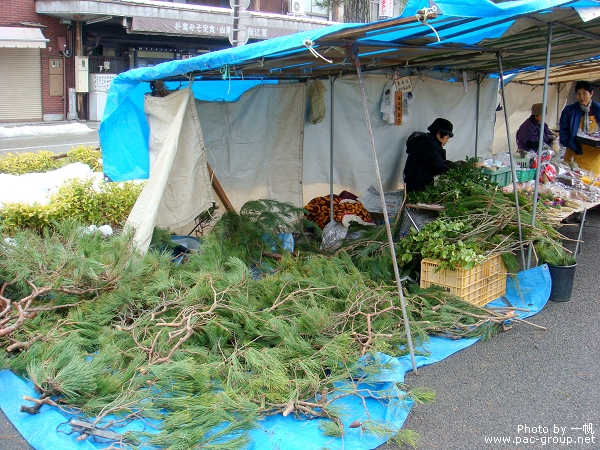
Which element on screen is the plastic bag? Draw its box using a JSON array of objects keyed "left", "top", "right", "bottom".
[
  {"left": 320, "top": 220, "right": 348, "bottom": 251},
  {"left": 531, "top": 147, "right": 554, "bottom": 169},
  {"left": 539, "top": 163, "right": 557, "bottom": 183}
]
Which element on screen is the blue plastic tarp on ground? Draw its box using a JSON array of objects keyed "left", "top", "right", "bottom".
[{"left": 0, "top": 265, "right": 551, "bottom": 450}]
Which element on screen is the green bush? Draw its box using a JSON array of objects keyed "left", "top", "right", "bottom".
[
  {"left": 0, "top": 146, "right": 102, "bottom": 174},
  {"left": 0, "top": 178, "right": 144, "bottom": 233},
  {"left": 0, "top": 146, "right": 143, "bottom": 233}
]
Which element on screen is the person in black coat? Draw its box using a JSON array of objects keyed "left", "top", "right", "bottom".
[{"left": 403, "top": 118, "right": 454, "bottom": 193}]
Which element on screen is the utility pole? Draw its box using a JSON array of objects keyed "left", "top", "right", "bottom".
[
  {"left": 75, "top": 21, "right": 84, "bottom": 120},
  {"left": 229, "top": 0, "right": 250, "bottom": 47}
]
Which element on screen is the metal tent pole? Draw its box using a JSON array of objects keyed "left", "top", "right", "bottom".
[
  {"left": 528, "top": 22, "right": 553, "bottom": 269},
  {"left": 497, "top": 52, "right": 526, "bottom": 270},
  {"left": 475, "top": 74, "right": 481, "bottom": 157},
  {"left": 329, "top": 76, "right": 336, "bottom": 224},
  {"left": 352, "top": 46, "right": 418, "bottom": 374}
]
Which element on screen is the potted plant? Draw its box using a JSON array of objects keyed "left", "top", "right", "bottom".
[{"left": 535, "top": 240, "right": 577, "bottom": 302}]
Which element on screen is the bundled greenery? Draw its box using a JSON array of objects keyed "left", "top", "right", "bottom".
[
  {"left": 535, "top": 240, "right": 576, "bottom": 266},
  {"left": 341, "top": 160, "right": 569, "bottom": 277},
  {"left": 209, "top": 199, "right": 313, "bottom": 265},
  {"left": 0, "top": 207, "right": 512, "bottom": 449},
  {"left": 407, "top": 157, "right": 496, "bottom": 205}
]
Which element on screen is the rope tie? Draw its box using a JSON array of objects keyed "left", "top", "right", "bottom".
[
  {"left": 416, "top": 7, "right": 441, "bottom": 43},
  {"left": 220, "top": 65, "right": 232, "bottom": 94},
  {"left": 303, "top": 38, "right": 333, "bottom": 64}
]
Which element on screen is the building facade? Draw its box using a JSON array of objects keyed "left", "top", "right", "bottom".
[{"left": 1, "top": 0, "right": 342, "bottom": 122}]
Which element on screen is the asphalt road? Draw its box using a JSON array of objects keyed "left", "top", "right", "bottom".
[
  {"left": 0, "top": 121, "right": 100, "bottom": 155},
  {"left": 1, "top": 211, "right": 599, "bottom": 450}
]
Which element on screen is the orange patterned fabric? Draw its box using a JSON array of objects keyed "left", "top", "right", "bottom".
[{"left": 304, "top": 195, "right": 374, "bottom": 229}]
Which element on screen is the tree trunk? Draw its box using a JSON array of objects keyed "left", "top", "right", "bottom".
[{"left": 343, "top": 0, "right": 370, "bottom": 23}]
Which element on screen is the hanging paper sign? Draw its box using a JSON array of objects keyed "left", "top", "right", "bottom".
[
  {"left": 395, "top": 91, "right": 403, "bottom": 126},
  {"left": 396, "top": 76, "right": 412, "bottom": 93},
  {"left": 379, "top": 0, "right": 394, "bottom": 18}
]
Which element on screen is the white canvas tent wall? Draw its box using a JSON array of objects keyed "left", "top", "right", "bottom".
[
  {"left": 191, "top": 73, "right": 499, "bottom": 211},
  {"left": 492, "top": 81, "right": 572, "bottom": 155}
]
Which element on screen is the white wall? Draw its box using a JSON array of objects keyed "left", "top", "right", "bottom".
[
  {"left": 303, "top": 75, "right": 497, "bottom": 201},
  {"left": 492, "top": 82, "right": 572, "bottom": 155},
  {"left": 196, "top": 74, "right": 500, "bottom": 209},
  {"left": 302, "top": 74, "right": 499, "bottom": 202}
]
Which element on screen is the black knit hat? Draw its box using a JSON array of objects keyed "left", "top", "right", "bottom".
[{"left": 428, "top": 118, "right": 454, "bottom": 137}]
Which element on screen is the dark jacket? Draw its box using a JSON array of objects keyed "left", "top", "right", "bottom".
[
  {"left": 516, "top": 116, "right": 554, "bottom": 151},
  {"left": 559, "top": 101, "right": 600, "bottom": 155},
  {"left": 403, "top": 131, "right": 450, "bottom": 193}
]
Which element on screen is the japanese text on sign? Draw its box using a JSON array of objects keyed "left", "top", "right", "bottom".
[
  {"left": 379, "top": 0, "right": 393, "bottom": 18},
  {"left": 394, "top": 91, "right": 403, "bottom": 126},
  {"left": 174, "top": 22, "right": 267, "bottom": 38},
  {"left": 396, "top": 76, "right": 412, "bottom": 93}
]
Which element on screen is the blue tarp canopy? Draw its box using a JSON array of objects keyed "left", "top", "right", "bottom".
[{"left": 101, "top": 0, "right": 600, "bottom": 181}]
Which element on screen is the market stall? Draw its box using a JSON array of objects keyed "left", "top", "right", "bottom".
[{"left": 5, "top": 1, "right": 600, "bottom": 450}]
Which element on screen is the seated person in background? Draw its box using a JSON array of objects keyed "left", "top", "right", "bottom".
[
  {"left": 403, "top": 118, "right": 457, "bottom": 193},
  {"left": 560, "top": 80, "right": 600, "bottom": 173},
  {"left": 516, "top": 103, "right": 556, "bottom": 152}
]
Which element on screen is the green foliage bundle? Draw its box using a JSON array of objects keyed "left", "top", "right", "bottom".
[
  {"left": 0, "top": 208, "right": 505, "bottom": 449},
  {"left": 400, "top": 186, "right": 568, "bottom": 273},
  {"left": 342, "top": 160, "right": 568, "bottom": 278},
  {"left": 340, "top": 225, "right": 412, "bottom": 283},
  {"left": 408, "top": 157, "right": 495, "bottom": 205},
  {"left": 397, "top": 218, "right": 488, "bottom": 271},
  {"left": 0, "top": 146, "right": 102, "bottom": 175},
  {"left": 535, "top": 240, "right": 576, "bottom": 266},
  {"left": 342, "top": 190, "right": 528, "bottom": 277},
  {"left": 209, "top": 199, "right": 314, "bottom": 267}
]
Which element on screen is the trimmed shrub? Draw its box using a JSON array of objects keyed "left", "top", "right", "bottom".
[
  {"left": 0, "top": 146, "right": 143, "bottom": 233},
  {"left": 0, "top": 146, "right": 102, "bottom": 175}
]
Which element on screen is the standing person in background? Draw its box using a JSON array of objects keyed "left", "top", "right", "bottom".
[
  {"left": 560, "top": 80, "right": 600, "bottom": 174},
  {"left": 403, "top": 118, "right": 455, "bottom": 193},
  {"left": 516, "top": 103, "right": 556, "bottom": 152}
]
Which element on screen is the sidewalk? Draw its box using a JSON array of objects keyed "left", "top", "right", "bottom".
[
  {"left": 0, "top": 121, "right": 100, "bottom": 140},
  {"left": 0, "top": 121, "right": 100, "bottom": 129}
]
